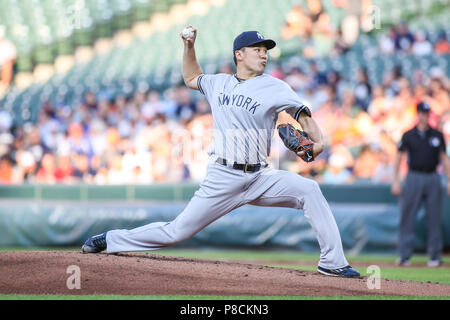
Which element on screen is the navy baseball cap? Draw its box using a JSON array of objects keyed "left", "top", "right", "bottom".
[
  {"left": 417, "top": 102, "right": 430, "bottom": 113},
  {"left": 233, "top": 31, "right": 276, "bottom": 52}
]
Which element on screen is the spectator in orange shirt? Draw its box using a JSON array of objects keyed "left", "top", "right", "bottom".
[
  {"left": 434, "top": 32, "right": 450, "bottom": 55},
  {"left": 353, "top": 144, "right": 380, "bottom": 180},
  {"left": 0, "top": 156, "right": 13, "bottom": 184}
]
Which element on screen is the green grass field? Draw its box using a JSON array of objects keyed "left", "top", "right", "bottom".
[
  {"left": 1, "top": 248, "right": 449, "bottom": 300},
  {"left": 155, "top": 249, "right": 450, "bottom": 285}
]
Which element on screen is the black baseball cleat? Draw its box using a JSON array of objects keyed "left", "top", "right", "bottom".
[
  {"left": 82, "top": 232, "right": 107, "bottom": 253},
  {"left": 317, "top": 265, "right": 360, "bottom": 277}
]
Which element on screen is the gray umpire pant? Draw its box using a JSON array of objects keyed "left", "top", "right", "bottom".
[{"left": 398, "top": 171, "right": 443, "bottom": 261}]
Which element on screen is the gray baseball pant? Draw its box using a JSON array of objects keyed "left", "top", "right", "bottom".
[
  {"left": 398, "top": 171, "right": 443, "bottom": 261},
  {"left": 106, "top": 161, "right": 349, "bottom": 269}
]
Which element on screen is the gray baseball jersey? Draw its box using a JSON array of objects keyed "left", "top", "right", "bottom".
[{"left": 198, "top": 73, "right": 310, "bottom": 164}]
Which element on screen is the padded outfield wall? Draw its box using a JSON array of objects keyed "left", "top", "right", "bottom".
[{"left": 0, "top": 184, "right": 449, "bottom": 254}]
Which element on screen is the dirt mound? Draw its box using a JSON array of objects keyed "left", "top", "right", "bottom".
[{"left": 1, "top": 251, "right": 449, "bottom": 297}]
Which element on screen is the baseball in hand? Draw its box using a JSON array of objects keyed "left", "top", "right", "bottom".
[{"left": 182, "top": 27, "right": 194, "bottom": 39}]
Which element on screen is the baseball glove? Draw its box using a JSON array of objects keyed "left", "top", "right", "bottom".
[{"left": 277, "top": 123, "right": 315, "bottom": 162}]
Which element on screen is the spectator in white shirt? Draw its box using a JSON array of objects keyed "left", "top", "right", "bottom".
[{"left": 412, "top": 31, "right": 432, "bottom": 56}]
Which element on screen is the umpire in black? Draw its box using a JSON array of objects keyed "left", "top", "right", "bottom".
[{"left": 391, "top": 102, "right": 450, "bottom": 267}]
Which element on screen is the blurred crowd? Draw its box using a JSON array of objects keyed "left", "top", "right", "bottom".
[
  {"left": 0, "top": 51, "right": 448, "bottom": 186},
  {"left": 281, "top": 0, "right": 378, "bottom": 59},
  {"left": 281, "top": 0, "right": 450, "bottom": 59},
  {"left": 277, "top": 61, "right": 449, "bottom": 185},
  {"left": 278, "top": 13, "right": 450, "bottom": 185},
  {"left": 379, "top": 22, "right": 450, "bottom": 56},
  {"left": 0, "top": 85, "right": 214, "bottom": 184},
  {"left": 0, "top": 16, "right": 449, "bottom": 185}
]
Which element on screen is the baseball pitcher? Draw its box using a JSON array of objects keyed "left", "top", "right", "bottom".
[{"left": 82, "top": 26, "right": 360, "bottom": 278}]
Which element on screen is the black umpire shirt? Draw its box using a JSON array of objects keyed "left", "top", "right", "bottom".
[{"left": 398, "top": 126, "right": 446, "bottom": 173}]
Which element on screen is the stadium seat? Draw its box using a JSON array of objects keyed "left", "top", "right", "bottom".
[{"left": 1, "top": 0, "right": 450, "bottom": 126}]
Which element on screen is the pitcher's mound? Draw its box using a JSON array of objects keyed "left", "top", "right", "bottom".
[{"left": 1, "top": 251, "right": 449, "bottom": 297}]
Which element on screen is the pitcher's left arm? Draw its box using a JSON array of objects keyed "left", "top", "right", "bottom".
[{"left": 296, "top": 112, "right": 325, "bottom": 159}]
